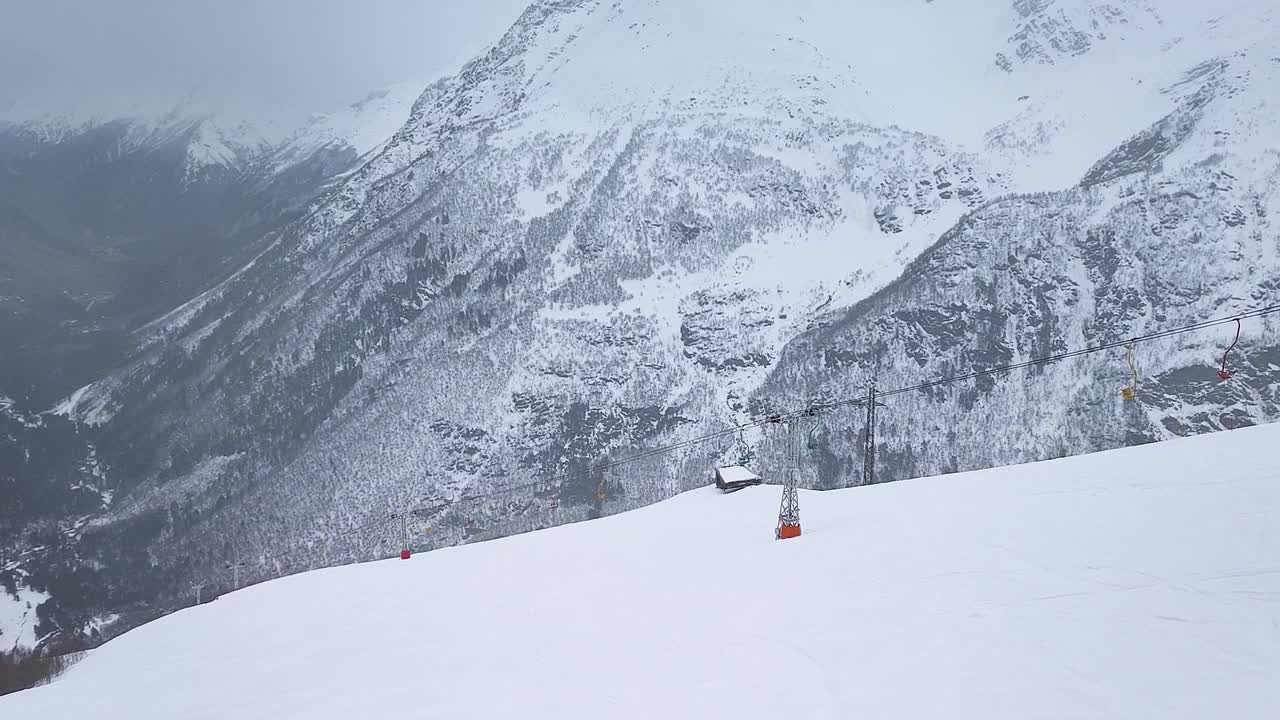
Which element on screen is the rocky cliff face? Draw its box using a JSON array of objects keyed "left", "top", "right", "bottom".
[
  {"left": 759, "top": 43, "right": 1280, "bottom": 486},
  {"left": 4, "top": 0, "right": 1278, "bottom": 648}
]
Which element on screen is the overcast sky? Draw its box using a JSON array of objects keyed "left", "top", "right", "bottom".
[{"left": 0, "top": 0, "right": 531, "bottom": 125}]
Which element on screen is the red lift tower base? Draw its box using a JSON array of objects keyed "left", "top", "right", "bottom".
[{"left": 775, "top": 469, "right": 802, "bottom": 541}]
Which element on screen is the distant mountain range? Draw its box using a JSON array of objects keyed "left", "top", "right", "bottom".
[{"left": 0, "top": 83, "right": 423, "bottom": 410}]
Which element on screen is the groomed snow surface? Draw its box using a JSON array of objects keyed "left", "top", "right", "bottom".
[{"left": 5, "top": 424, "right": 1279, "bottom": 718}]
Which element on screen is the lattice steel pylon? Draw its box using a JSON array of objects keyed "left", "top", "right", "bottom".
[
  {"left": 862, "top": 379, "right": 879, "bottom": 486},
  {"left": 399, "top": 512, "right": 411, "bottom": 560},
  {"left": 776, "top": 468, "right": 802, "bottom": 540}
]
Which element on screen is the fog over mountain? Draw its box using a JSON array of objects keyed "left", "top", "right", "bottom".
[{"left": 0, "top": 0, "right": 530, "bottom": 129}]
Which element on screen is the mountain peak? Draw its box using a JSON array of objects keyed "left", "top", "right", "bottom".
[
  {"left": 1, "top": 81, "right": 430, "bottom": 183},
  {"left": 262, "top": 81, "right": 426, "bottom": 175}
]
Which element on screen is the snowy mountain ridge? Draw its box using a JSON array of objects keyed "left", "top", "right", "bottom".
[
  {"left": 259, "top": 82, "right": 426, "bottom": 177},
  {"left": 1, "top": 81, "right": 426, "bottom": 181},
  {"left": 2, "top": 105, "right": 282, "bottom": 175}
]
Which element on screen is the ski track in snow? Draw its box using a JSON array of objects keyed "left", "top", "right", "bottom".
[{"left": 4, "top": 423, "right": 1279, "bottom": 718}]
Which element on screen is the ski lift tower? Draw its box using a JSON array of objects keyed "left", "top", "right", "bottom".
[
  {"left": 776, "top": 468, "right": 802, "bottom": 540},
  {"left": 862, "top": 377, "right": 889, "bottom": 486},
  {"left": 775, "top": 408, "right": 817, "bottom": 540}
]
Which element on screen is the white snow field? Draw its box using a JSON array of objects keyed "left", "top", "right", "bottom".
[{"left": 5, "top": 424, "right": 1280, "bottom": 718}]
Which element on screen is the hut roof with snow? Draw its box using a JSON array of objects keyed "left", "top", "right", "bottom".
[{"left": 714, "top": 465, "right": 763, "bottom": 492}]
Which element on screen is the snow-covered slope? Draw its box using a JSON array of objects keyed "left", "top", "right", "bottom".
[
  {"left": 5, "top": 423, "right": 1279, "bottom": 718},
  {"left": 0, "top": 583, "right": 49, "bottom": 653},
  {"left": 262, "top": 82, "right": 424, "bottom": 174}
]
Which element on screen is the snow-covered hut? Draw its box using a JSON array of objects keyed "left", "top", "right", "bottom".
[{"left": 714, "top": 465, "right": 763, "bottom": 493}]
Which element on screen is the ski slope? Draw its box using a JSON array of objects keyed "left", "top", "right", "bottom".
[{"left": 5, "top": 424, "right": 1279, "bottom": 718}]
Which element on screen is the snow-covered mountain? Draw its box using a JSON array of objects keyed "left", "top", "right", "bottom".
[
  {"left": 4, "top": 423, "right": 1279, "bottom": 717},
  {"left": 0, "top": 83, "right": 426, "bottom": 648},
  {"left": 262, "top": 82, "right": 425, "bottom": 176},
  {"left": 4, "top": 0, "right": 1279, "bottom": 650},
  {"left": 0, "top": 82, "right": 426, "bottom": 409},
  {"left": 2, "top": 110, "right": 271, "bottom": 183},
  {"left": 2, "top": 82, "right": 424, "bottom": 182}
]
